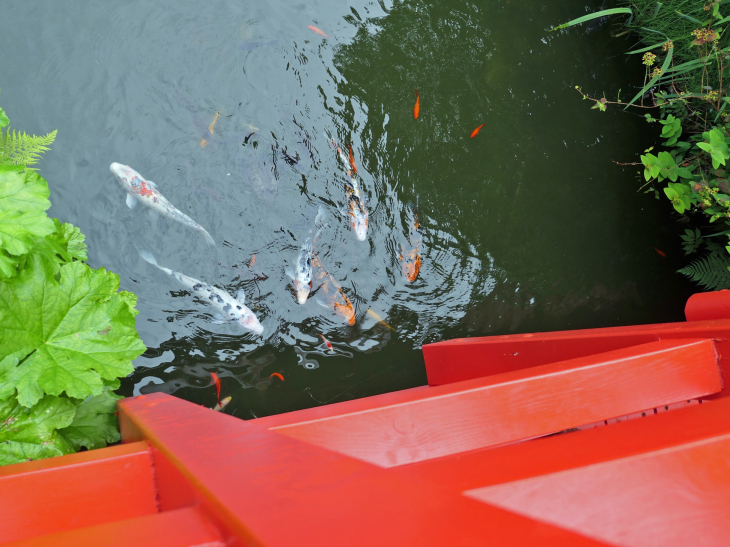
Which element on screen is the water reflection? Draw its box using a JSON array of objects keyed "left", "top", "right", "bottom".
[{"left": 3, "top": 0, "right": 690, "bottom": 419}]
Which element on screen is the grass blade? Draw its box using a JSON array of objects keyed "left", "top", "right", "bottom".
[
  {"left": 626, "top": 46, "right": 673, "bottom": 108},
  {"left": 626, "top": 40, "right": 668, "bottom": 54},
  {"left": 550, "top": 8, "right": 633, "bottom": 31},
  {"left": 675, "top": 10, "right": 702, "bottom": 24}
]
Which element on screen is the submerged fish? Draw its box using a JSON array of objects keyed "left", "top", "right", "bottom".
[
  {"left": 139, "top": 250, "right": 264, "bottom": 335},
  {"left": 308, "top": 25, "right": 328, "bottom": 38},
  {"left": 319, "top": 334, "right": 334, "bottom": 352},
  {"left": 213, "top": 396, "right": 232, "bottom": 412},
  {"left": 210, "top": 372, "right": 221, "bottom": 406},
  {"left": 269, "top": 372, "right": 285, "bottom": 381},
  {"left": 311, "top": 255, "right": 356, "bottom": 325},
  {"left": 110, "top": 163, "right": 215, "bottom": 246},
  {"left": 330, "top": 136, "right": 368, "bottom": 241},
  {"left": 366, "top": 309, "right": 393, "bottom": 330},
  {"left": 399, "top": 199, "right": 422, "bottom": 282},
  {"left": 413, "top": 89, "right": 420, "bottom": 119},
  {"left": 470, "top": 124, "right": 486, "bottom": 138},
  {"left": 286, "top": 208, "right": 326, "bottom": 305}
]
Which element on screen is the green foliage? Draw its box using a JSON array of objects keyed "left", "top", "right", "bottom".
[
  {"left": 0, "top": 128, "right": 57, "bottom": 170},
  {"left": 0, "top": 95, "right": 144, "bottom": 466},
  {"left": 678, "top": 251, "right": 730, "bottom": 290},
  {"left": 550, "top": 8, "right": 632, "bottom": 31},
  {"left": 680, "top": 228, "right": 703, "bottom": 255}
]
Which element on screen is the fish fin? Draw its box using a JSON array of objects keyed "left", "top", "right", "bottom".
[
  {"left": 285, "top": 268, "right": 295, "bottom": 280},
  {"left": 316, "top": 297, "right": 330, "bottom": 309},
  {"left": 126, "top": 194, "right": 138, "bottom": 210},
  {"left": 138, "top": 250, "right": 159, "bottom": 267},
  {"left": 201, "top": 229, "right": 216, "bottom": 247},
  {"left": 236, "top": 289, "right": 246, "bottom": 304},
  {"left": 146, "top": 180, "right": 158, "bottom": 189},
  {"left": 211, "top": 314, "right": 228, "bottom": 324}
]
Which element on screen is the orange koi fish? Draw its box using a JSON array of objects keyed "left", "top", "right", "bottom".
[
  {"left": 249, "top": 254, "right": 256, "bottom": 268},
  {"left": 399, "top": 198, "right": 422, "bottom": 282},
  {"left": 653, "top": 247, "right": 666, "bottom": 258},
  {"left": 210, "top": 372, "right": 221, "bottom": 407},
  {"left": 470, "top": 124, "right": 485, "bottom": 138},
  {"left": 319, "top": 334, "right": 334, "bottom": 352},
  {"left": 311, "top": 255, "right": 356, "bottom": 325},
  {"left": 366, "top": 309, "right": 393, "bottom": 330},
  {"left": 270, "top": 372, "right": 285, "bottom": 381},
  {"left": 200, "top": 112, "right": 220, "bottom": 148},
  {"left": 330, "top": 135, "right": 368, "bottom": 241},
  {"left": 308, "top": 25, "right": 328, "bottom": 38},
  {"left": 347, "top": 144, "right": 358, "bottom": 175},
  {"left": 213, "top": 396, "right": 231, "bottom": 412},
  {"left": 413, "top": 89, "right": 420, "bottom": 119}
]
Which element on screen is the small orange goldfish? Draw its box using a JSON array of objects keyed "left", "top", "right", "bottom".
[
  {"left": 210, "top": 372, "right": 221, "bottom": 407},
  {"left": 653, "top": 247, "right": 666, "bottom": 258},
  {"left": 270, "top": 372, "right": 285, "bottom": 381},
  {"left": 347, "top": 144, "right": 358, "bottom": 175},
  {"left": 470, "top": 124, "right": 485, "bottom": 138},
  {"left": 308, "top": 25, "right": 328, "bottom": 38},
  {"left": 200, "top": 112, "right": 220, "bottom": 148},
  {"left": 413, "top": 89, "right": 420, "bottom": 119},
  {"left": 399, "top": 199, "right": 422, "bottom": 282}
]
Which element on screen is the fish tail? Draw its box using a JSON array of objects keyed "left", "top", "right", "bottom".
[
  {"left": 201, "top": 229, "right": 216, "bottom": 247},
  {"left": 139, "top": 249, "right": 159, "bottom": 267}
]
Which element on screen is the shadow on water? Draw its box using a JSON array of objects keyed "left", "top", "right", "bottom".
[{"left": 2, "top": 0, "right": 693, "bottom": 419}]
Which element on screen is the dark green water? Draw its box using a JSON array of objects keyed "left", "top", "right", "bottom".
[{"left": 2, "top": 0, "right": 692, "bottom": 418}]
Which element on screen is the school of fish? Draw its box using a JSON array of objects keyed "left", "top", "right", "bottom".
[{"left": 108, "top": 38, "right": 481, "bottom": 408}]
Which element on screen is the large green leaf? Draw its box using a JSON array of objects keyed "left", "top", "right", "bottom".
[
  {"left": 0, "top": 168, "right": 51, "bottom": 213},
  {"left": 0, "top": 395, "right": 75, "bottom": 465},
  {"left": 58, "top": 387, "right": 122, "bottom": 451},
  {"left": 0, "top": 256, "right": 146, "bottom": 407},
  {"left": 0, "top": 169, "right": 54, "bottom": 259}
]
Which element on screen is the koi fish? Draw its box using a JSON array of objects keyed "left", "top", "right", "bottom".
[
  {"left": 270, "top": 372, "right": 285, "bottom": 381},
  {"left": 210, "top": 372, "right": 221, "bottom": 406},
  {"left": 319, "top": 334, "right": 334, "bottom": 352},
  {"left": 470, "top": 124, "right": 485, "bottom": 138},
  {"left": 399, "top": 198, "right": 422, "bottom": 282},
  {"left": 286, "top": 207, "right": 326, "bottom": 304},
  {"left": 213, "top": 396, "right": 231, "bottom": 412},
  {"left": 249, "top": 255, "right": 256, "bottom": 268},
  {"left": 653, "top": 247, "right": 666, "bottom": 258},
  {"left": 110, "top": 163, "right": 216, "bottom": 246},
  {"left": 139, "top": 250, "right": 264, "bottom": 335},
  {"left": 329, "top": 135, "right": 368, "bottom": 241},
  {"left": 347, "top": 144, "right": 358, "bottom": 175},
  {"left": 413, "top": 89, "right": 420, "bottom": 119},
  {"left": 200, "top": 112, "right": 221, "bottom": 148},
  {"left": 366, "top": 309, "right": 393, "bottom": 330},
  {"left": 311, "top": 255, "right": 356, "bottom": 325},
  {"left": 308, "top": 25, "right": 328, "bottom": 38}
]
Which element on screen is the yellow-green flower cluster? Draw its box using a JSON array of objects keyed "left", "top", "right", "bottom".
[
  {"left": 704, "top": 90, "right": 720, "bottom": 101},
  {"left": 652, "top": 68, "right": 663, "bottom": 78},
  {"left": 662, "top": 41, "right": 674, "bottom": 51},
  {"left": 642, "top": 52, "right": 657, "bottom": 66}
]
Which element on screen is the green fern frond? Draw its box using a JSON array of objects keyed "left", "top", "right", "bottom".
[
  {"left": 0, "top": 127, "right": 57, "bottom": 169},
  {"left": 678, "top": 252, "right": 730, "bottom": 291}
]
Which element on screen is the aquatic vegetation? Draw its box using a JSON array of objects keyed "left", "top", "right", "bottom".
[
  {"left": 0, "top": 100, "right": 145, "bottom": 466},
  {"left": 555, "top": 1, "right": 730, "bottom": 290}
]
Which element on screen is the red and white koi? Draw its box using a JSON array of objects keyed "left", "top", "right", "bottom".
[
  {"left": 213, "top": 396, "right": 231, "bottom": 411},
  {"left": 328, "top": 135, "right": 368, "bottom": 241},
  {"left": 319, "top": 334, "right": 334, "bottom": 352},
  {"left": 139, "top": 250, "right": 264, "bottom": 335},
  {"left": 399, "top": 198, "right": 422, "bottom": 282},
  {"left": 110, "top": 162, "right": 215, "bottom": 246}
]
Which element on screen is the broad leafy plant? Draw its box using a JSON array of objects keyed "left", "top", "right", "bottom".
[
  {"left": 554, "top": 1, "right": 730, "bottom": 289},
  {"left": 0, "top": 97, "right": 144, "bottom": 466}
]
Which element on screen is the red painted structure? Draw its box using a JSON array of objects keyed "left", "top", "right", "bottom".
[{"left": 2, "top": 291, "right": 730, "bottom": 545}]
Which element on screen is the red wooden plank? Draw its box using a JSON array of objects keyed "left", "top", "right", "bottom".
[
  {"left": 391, "top": 397, "right": 730, "bottom": 493},
  {"left": 466, "top": 434, "right": 730, "bottom": 547},
  {"left": 3, "top": 506, "right": 224, "bottom": 547},
  {"left": 119, "top": 393, "right": 612, "bottom": 547},
  {"left": 0, "top": 441, "right": 158, "bottom": 543},
  {"left": 0, "top": 441, "right": 149, "bottom": 477},
  {"left": 269, "top": 339, "right": 721, "bottom": 467},
  {"left": 423, "top": 317, "right": 730, "bottom": 386},
  {"left": 685, "top": 290, "right": 730, "bottom": 321}
]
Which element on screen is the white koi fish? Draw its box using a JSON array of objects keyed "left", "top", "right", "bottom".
[
  {"left": 326, "top": 133, "right": 368, "bottom": 241},
  {"left": 286, "top": 207, "right": 326, "bottom": 305},
  {"left": 110, "top": 162, "right": 216, "bottom": 246},
  {"left": 139, "top": 250, "right": 263, "bottom": 335}
]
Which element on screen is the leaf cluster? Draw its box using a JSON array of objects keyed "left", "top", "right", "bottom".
[{"left": 0, "top": 98, "right": 145, "bottom": 466}]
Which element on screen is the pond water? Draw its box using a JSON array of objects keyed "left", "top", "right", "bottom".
[{"left": 2, "top": 0, "right": 692, "bottom": 418}]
